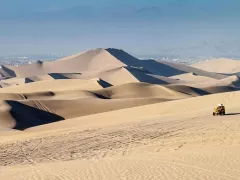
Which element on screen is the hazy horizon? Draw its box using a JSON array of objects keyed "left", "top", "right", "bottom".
[{"left": 1, "top": 0, "right": 240, "bottom": 58}]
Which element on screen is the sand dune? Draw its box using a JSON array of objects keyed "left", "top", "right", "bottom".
[
  {"left": 81, "top": 67, "right": 181, "bottom": 85},
  {"left": 1, "top": 48, "right": 240, "bottom": 180},
  {"left": 0, "top": 97, "right": 169, "bottom": 130},
  {"left": 46, "top": 48, "right": 126, "bottom": 73},
  {"left": 0, "top": 48, "right": 227, "bottom": 81},
  {"left": 1, "top": 61, "right": 46, "bottom": 78},
  {"left": 0, "top": 82, "right": 191, "bottom": 130},
  {"left": 79, "top": 67, "right": 139, "bottom": 85},
  {"left": 95, "top": 82, "right": 190, "bottom": 99},
  {"left": 0, "top": 74, "right": 54, "bottom": 88},
  {"left": 0, "top": 78, "right": 103, "bottom": 93},
  {"left": 192, "top": 58, "right": 240, "bottom": 74},
  {"left": 26, "top": 89, "right": 240, "bottom": 133},
  {"left": 2, "top": 89, "right": 238, "bottom": 180},
  {"left": 48, "top": 73, "right": 82, "bottom": 79},
  {"left": 25, "top": 74, "right": 54, "bottom": 83},
  {"left": 1, "top": 49, "right": 126, "bottom": 78},
  {"left": 171, "top": 72, "right": 217, "bottom": 83},
  {"left": 207, "top": 75, "right": 240, "bottom": 87},
  {"left": 105, "top": 48, "right": 226, "bottom": 79},
  {"left": 125, "top": 66, "right": 181, "bottom": 84},
  {"left": 47, "top": 67, "right": 181, "bottom": 86},
  {"left": 0, "top": 82, "right": 188, "bottom": 101},
  {"left": 187, "top": 75, "right": 240, "bottom": 89},
  {"left": 155, "top": 60, "right": 227, "bottom": 79},
  {"left": 4, "top": 107, "right": 240, "bottom": 180},
  {"left": 0, "top": 77, "right": 26, "bottom": 87},
  {"left": 108, "top": 48, "right": 228, "bottom": 79},
  {"left": 165, "top": 84, "right": 210, "bottom": 96},
  {"left": 0, "top": 100, "right": 64, "bottom": 130}
]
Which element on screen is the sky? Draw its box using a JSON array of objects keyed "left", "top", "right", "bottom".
[{"left": 0, "top": 0, "right": 240, "bottom": 58}]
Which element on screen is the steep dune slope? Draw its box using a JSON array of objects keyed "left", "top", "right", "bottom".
[
  {"left": 79, "top": 67, "right": 140, "bottom": 85},
  {"left": 0, "top": 97, "right": 168, "bottom": 130},
  {"left": 106, "top": 48, "right": 227, "bottom": 79},
  {"left": 46, "top": 48, "right": 126, "bottom": 73},
  {"left": 0, "top": 49, "right": 126, "bottom": 78},
  {"left": 125, "top": 66, "right": 181, "bottom": 84},
  {"left": 0, "top": 100, "right": 64, "bottom": 130}
]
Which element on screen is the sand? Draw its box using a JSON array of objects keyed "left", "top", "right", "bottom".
[
  {"left": 1, "top": 48, "right": 240, "bottom": 180},
  {"left": 0, "top": 78, "right": 103, "bottom": 93},
  {"left": 191, "top": 58, "right": 240, "bottom": 74},
  {"left": 171, "top": 72, "right": 217, "bottom": 83}
]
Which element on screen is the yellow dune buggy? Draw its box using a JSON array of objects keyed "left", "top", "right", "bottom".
[{"left": 213, "top": 104, "right": 225, "bottom": 116}]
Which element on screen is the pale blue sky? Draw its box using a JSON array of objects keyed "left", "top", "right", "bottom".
[{"left": 0, "top": 0, "right": 240, "bottom": 57}]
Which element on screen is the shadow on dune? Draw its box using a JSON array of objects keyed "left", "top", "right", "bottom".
[
  {"left": 25, "top": 78, "right": 34, "bottom": 83},
  {"left": 106, "top": 48, "right": 140, "bottom": 67},
  {"left": 91, "top": 92, "right": 111, "bottom": 99},
  {"left": 140, "top": 60, "right": 187, "bottom": 77},
  {"left": 48, "top": 73, "right": 71, "bottom": 79},
  {"left": 106, "top": 48, "right": 189, "bottom": 77},
  {"left": 106, "top": 48, "right": 227, "bottom": 79},
  {"left": 1, "top": 65, "right": 17, "bottom": 77},
  {"left": 203, "top": 86, "right": 240, "bottom": 94},
  {"left": 219, "top": 72, "right": 240, "bottom": 76},
  {"left": 166, "top": 85, "right": 210, "bottom": 96},
  {"left": 23, "top": 91, "right": 55, "bottom": 99},
  {"left": 126, "top": 67, "right": 169, "bottom": 85},
  {"left": 187, "top": 87, "right": 210, "bottom": 96},
  {"left": 97, "top": 79, "right": 113, "bottom": 88},
  {"left": 6, "top": 100, "right": 64, "bottom": 130},
  {"left": 225, "top": 113, "right": 240, "bottom": 116}
]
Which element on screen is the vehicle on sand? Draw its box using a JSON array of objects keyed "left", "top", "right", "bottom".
[{"left": 213, "top": 104, "right": 225, "bottom": 116}]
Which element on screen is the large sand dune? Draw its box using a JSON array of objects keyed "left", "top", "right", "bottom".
[
  {"left": 1, "top": 49, "right": 126, "bottom": 78},
  {"left": 1, "top": 48, "right": 240, "bottom": 180},
  {"left": 1, "top": 48, "right": 227, "bottom": 80}
]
